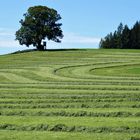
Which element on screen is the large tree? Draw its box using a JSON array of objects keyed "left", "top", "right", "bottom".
[{"left": 15, "top": 5, "right": 63, "bottom": 50}]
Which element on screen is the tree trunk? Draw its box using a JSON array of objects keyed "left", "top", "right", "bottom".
[{"left": 36, "top": 40, "right": 44, "bottom": 51}]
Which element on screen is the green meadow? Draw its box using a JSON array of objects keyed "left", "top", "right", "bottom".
[{"left": 0, "top": 49, "right": 140, "bottom": 140}]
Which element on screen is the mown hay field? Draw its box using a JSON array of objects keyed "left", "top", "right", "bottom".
[{"left": 0, "top": 49, "right": 140, "bottom": 140}]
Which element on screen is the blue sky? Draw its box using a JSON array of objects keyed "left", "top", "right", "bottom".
[{"left": 0, "top": 0, "right": 140, "bottom": 54}]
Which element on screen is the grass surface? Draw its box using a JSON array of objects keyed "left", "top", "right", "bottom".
[{"left": 0, "top": 49, "right": 140, "bottom": 140}]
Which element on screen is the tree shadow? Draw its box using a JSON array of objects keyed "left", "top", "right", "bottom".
[{"left": 11, "top": 48, "right": 87, "bottom": 54}]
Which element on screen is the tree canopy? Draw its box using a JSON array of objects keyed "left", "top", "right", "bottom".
[
  {"left": 99, "top": 21, "right": 140, "bottom": 49},
  {"left": 15, "top": 5, "right": 63, "bottom": 50}
]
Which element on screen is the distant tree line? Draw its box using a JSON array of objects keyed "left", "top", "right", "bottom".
[{"left": 99, "top": 21, "right": 140, "bottom": 49}]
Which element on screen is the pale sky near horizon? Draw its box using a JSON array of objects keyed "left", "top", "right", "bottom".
[{"left": 0, "top": 0, "right": 140, "bottom": 54}]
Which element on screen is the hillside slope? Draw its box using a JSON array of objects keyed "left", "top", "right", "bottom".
[{"left": 0, "top": 49, "right": 140, "bottom": 140}]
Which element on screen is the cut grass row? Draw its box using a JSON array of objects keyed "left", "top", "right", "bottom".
[
  {"left": 0, "top": 131, "right": 139, "bottom": 140},
  {"left": 0, "top": 116, "right": 140, "bottom": 128},
  {"left": 0, "top": 109, "right": 140, "bottom": 117},
  {"left": 0, "top": 102, "right": 140, "bottom": 109},
  {"left": 0, "top": 84, "right": 140, "bottom": 91}
]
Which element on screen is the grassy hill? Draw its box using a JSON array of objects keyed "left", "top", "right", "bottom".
[{"left": 0, "top": 49, "right": 140, "bottom": 140}]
